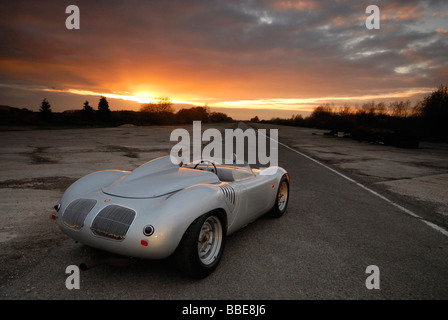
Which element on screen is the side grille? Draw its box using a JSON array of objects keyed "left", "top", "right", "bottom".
[
  {"left": 91, "top": 205, "right": 136, "bottom": 240},
  {"left": 62, "top": 199, "right": 97, "bottom": 230},
  {"left": 220, "top": 184, "right": 235, "bottom": 205}
]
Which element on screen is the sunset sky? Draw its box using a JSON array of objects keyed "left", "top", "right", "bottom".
[{"left": 1, "top": 0, "right": 447, "bottom": 119}]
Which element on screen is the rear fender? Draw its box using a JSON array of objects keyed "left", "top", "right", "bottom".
[{"left": 148, "top": 184, "right": 228, "bottom": 257}]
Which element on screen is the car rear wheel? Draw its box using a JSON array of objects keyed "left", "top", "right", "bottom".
[
  {"left": 268, "top": 175, "right": 289, "bottom": 218},
  {"left": 174, "top": 211, "right": 226, "bottom": 278}
]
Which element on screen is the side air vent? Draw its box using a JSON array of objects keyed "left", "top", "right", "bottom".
[
  {"left": 62, "top": 199, "right": 97, "bottom": 230},
  {"left": 91, "top": 205, "right": 136, "bottom": 240},
  {"left": 220, "top": 184, "right": 235, "bottom": 205}
]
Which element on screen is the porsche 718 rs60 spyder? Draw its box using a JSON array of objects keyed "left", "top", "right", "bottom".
[{"left": 53, "top": 155, "right": 290, "bottom": 278}]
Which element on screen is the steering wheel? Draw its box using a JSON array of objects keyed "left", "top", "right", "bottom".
[{"left": 193, "top": 159, "right": 218, "bottom": 175}]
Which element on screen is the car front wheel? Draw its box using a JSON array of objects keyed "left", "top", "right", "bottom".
[{"left": 174, "top": 210, "right": 226, "bottom": 278}]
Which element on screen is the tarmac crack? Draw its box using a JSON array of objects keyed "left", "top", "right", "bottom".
[{"left": 0, "top": 176, "right": 77, "bottom": 191}]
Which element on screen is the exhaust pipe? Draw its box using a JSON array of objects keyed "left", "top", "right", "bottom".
[{"left": 79, "top": 256, "right": 130, "bottom": 271}]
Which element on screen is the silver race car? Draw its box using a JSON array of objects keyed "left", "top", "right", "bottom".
[{"left": 53, "top": 155, "right": 289, "bottom": 278}]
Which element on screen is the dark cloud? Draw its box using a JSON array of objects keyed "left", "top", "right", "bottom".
[{"left": 0, "top": 0, "right": 446, "bottom": 111}]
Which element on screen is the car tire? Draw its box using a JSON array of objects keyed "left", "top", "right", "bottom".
[
  {"left": 174, "top": 210, "right": 226, "bottom": 278},
  {"left": 268, "top": 174, "right": 289, "bottom": 218}
]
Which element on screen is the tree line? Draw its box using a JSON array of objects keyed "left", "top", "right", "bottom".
[
  {"left": 0, "top": 96, "right": 233, "bottom": 127},
  {"left": 257, "top": 85, "right": 448, "bottom": 145}
]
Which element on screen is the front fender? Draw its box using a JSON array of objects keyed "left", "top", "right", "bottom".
[{"left": 60, "top": 170, "right": 129, "bottom": 209}]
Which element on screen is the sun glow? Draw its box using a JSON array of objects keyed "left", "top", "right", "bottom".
[
  {"left": 36, "top": 85, "right": 431, "bottom": 115},
  {"left": 212, "top": 88, "right": 432, "bottom": 111},
  {"left": 41, "top": 88, "right": 158, "bottom": 104},
  {"left": 40, "top": 87, "right": 197, "bottom": 108},
  {"left": 133, "top": 92, "right": 159, "bottom": 103}
]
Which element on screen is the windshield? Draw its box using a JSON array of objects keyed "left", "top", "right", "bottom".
[{"left": 183, "top": 157, "right": 255, "bottom": 182}]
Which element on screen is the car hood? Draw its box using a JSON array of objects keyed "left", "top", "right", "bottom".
[{"left": 102, "top": 156, "right": 220, "bottom": 198}]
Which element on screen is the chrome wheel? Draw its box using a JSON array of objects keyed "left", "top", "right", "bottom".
[
  {"left": 268, "top": 174, "right": 289, "bottom": 218},
  {"left": 198, "top": 216, "right": 223, "bottom": 266},
  {"left": 277, "top": 180, "right": 289, "bottom": 212}
]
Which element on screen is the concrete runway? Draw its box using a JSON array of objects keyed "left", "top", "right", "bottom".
[{"left": 0, "top": 123, "right": 447, "bottom": 300}]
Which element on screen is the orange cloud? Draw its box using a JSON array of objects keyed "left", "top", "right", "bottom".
[
  {"left": 330, "top": 15, "right": 364, "bottom": 27},
  {"left": 382, "top": 6, "right": 424, "bottom": 21},
  {"left": 272, "top": 0, "right": 320, "bottom": 11}
]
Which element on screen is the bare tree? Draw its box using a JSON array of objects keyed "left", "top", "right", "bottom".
[
  {"left": 389, "top": 100, "right": 411, "bottom": 117},
  {"left": 337, "top": 103, "right": 353, "bottom": 116},
  {"left": 140, "top": 96, "right": 173, "bottom": 113}
]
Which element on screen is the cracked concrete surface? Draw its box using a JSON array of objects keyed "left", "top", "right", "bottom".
[
  {"left": 1, "top": 123, "right": 447, "bottom": 285},
  {"left": 251, "top": 123, "right": 448, "bottom": 225},
  {"left": 0, "top": 124, "right": 234, "bottom": 284},
  {"left": 0, "top": 123, "right": 447, "bottom": 298}
]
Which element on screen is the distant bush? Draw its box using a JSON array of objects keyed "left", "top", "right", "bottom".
[
  {"left": 175, "top": 106, "right": 210, "bottom": 124},
  {"left": 417, "top": 85, "right": 448, "bottom": 141},
  {"left": 209, "top": 111, "right": 233, "bottom": 123},
  {"left": 250, "top": 116, "right": 260, "bottom": 123}
]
